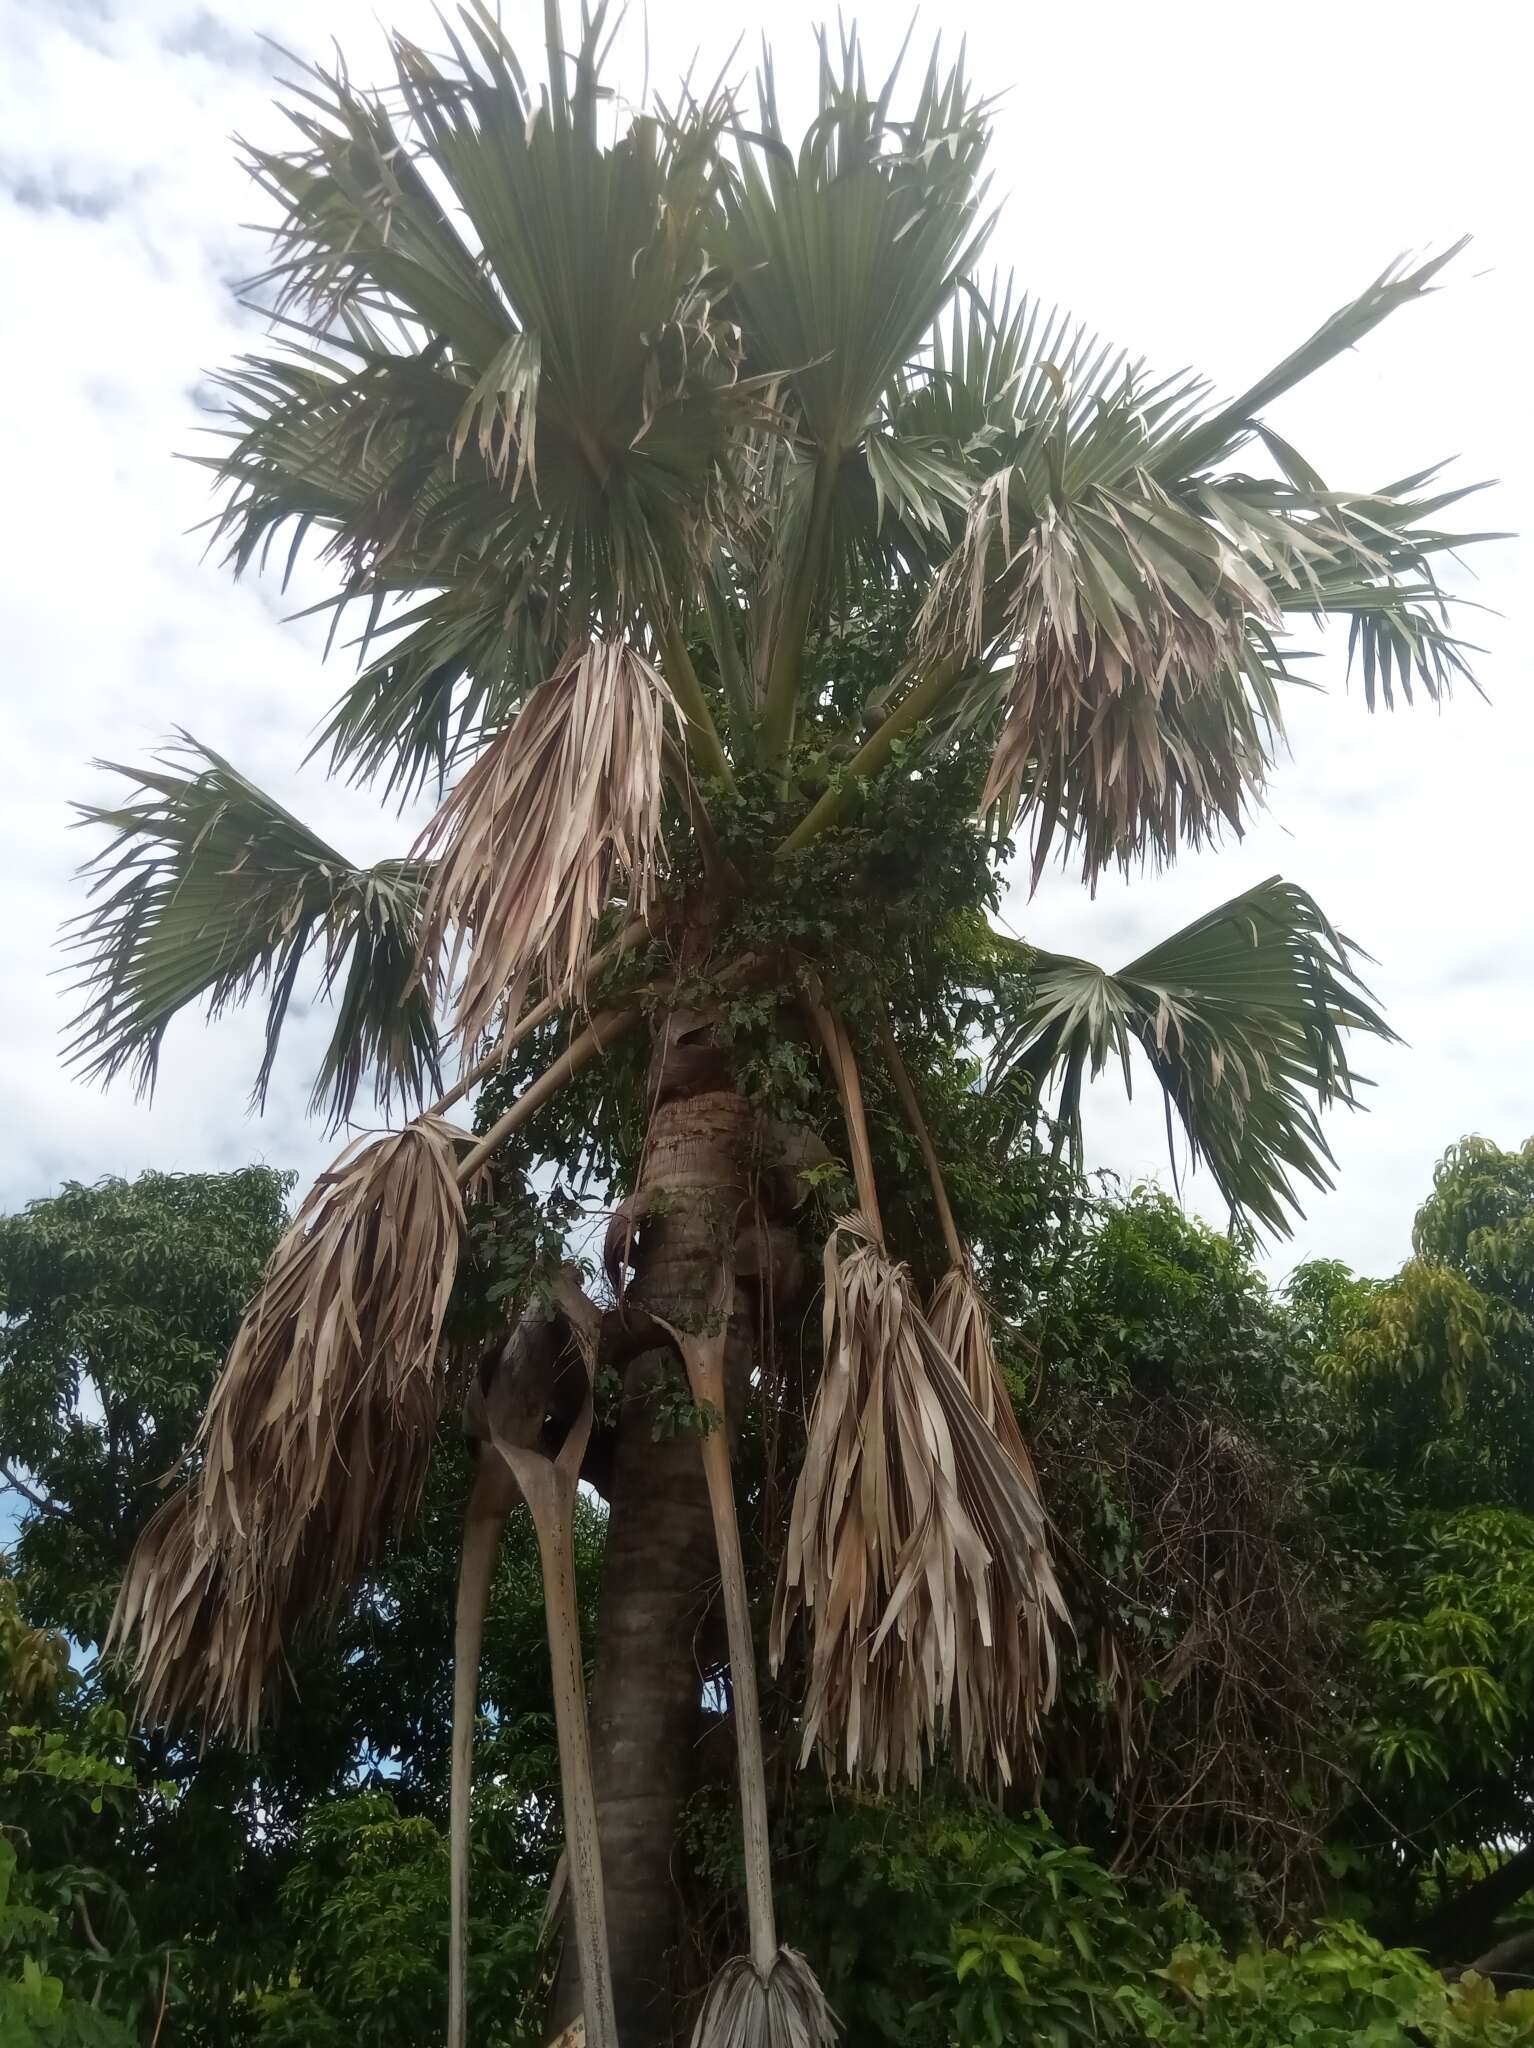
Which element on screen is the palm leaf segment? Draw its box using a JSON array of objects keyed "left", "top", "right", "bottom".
[
  {"left": 990, "top": 876, "right": 1398, "bottom": 1235},
  {"left": 64, "top": 738, "right": 440, "bottom": 1128},
  {"left": 910, "top": 246, "right": 1492, "bottom": 888},
  {"left": 205, "top": 2, "right": 763, "bottom": 798},
  {"left": 714, "top": 29, "right": 993, "bottom": 747}
]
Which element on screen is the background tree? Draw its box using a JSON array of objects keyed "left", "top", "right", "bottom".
[
  {"left": 57, "top": 8, "right": 1495, "bottom": 2040},
  {"left": 1302, "top": 1139, "right": 1534, "bottom": 1979},
  {"left": 10, "top": 1148, "right": 1534, "bottom": 2041},
  {"left": 0, "top": 1167, "right": 601, "bottom": 2043}
]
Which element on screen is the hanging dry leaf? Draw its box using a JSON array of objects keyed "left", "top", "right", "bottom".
[
  {"left": 414, "top": 638, "right": 675, "bottom": 1051},
  {"left": 109, "top": 1115, "right": 477, "bottom": 1742},
  {"left": 193, "top": 1115, "right": 474, "bottom": 1586},
  {"left": 772, "top": 1214, "right": 1063, "bottom": 1791},
  {"left": 106, "top": 1485, "right": 297, "bottom": 1743},
  {"left": 928, "top": 1262, "right": 1069, "bottom": 1774}
]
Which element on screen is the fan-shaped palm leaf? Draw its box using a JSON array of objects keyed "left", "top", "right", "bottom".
[
  {"left": 793, "top": 249, "right": 1493, "bottom": 865},
  {"left": 718, "top": 27, "right": 994, "bottom": 754},
  {"left": 64, "top": 736, "right": 440, "bottom": 1127},
  {"left": 989, "top": 875, "right": 1397, "bottom": 1234},
  {"left": 204, "top": 4, "right": 759, "bottom": 796}
]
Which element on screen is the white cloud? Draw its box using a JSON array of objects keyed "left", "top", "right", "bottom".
[{"left": 0, "top": 0, "right": 1527, "bottom": 1282}]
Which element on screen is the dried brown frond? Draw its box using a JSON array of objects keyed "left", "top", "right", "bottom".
[
  {"left": 772, "top": 1215, "right": 1064, "bottom": 1792},
  {"left": 691, "top": 1950, "right": 838, "bottom": 2048},
  {"left": 925, "top": 472, "right": 1282, "bottom": 891},
  {"left": 106, "top": 1486, "right": 295, "bottom": 1743},
  {"left": 928, "top": 1262, "right": 1069, "bottom": 1757},
  {"left": 928, "top": 1263, "right": 1029, "bottom": 1452},
  {"left": 111, "top": 1116, "right": 477, "bottom": 1741},
  {"left": 194, "top": 1116, "right": 474, "bottom": 1588},
  {"left": 414, "top": 638, "right": 676, "bottom": 1051}
]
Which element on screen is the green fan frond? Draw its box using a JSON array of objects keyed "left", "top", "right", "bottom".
[
  {"left": 906, "top": 247, "right": 1492, "bottom": 889},
  {"left": 990, "top": 876, "right": 1399, "bottom": 1234},
  {"left": 198, "top": 4, "right": 765, "bottom": 791},
  {"left": 64, "top": 737, "right": 441, "bottom": 1126},
  {"left": 1161, "top": 243, "right": 1471, "bottom": 480},
  {"left": 722, "top": 28, "right": 994, "bottom": 459}
]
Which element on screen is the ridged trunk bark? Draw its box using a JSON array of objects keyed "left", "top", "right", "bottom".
[{"left": 550, "top": 1043, "right": 752, "bottom": 2046}]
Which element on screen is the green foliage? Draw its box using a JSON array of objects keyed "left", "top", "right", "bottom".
[
  {"left": 0, "top": 1165, "right": 292, "bottom": 1646},
  {"left": 249, "top": 1793, "right": 546, "bottom": 2048},
  {"left": 0, "top": 1584, "right": 159, "bottom": 2045},
  {"left": 1023, "top": 1190, "right": 1340, "bottom": 1922},
  {"left": 65, "top": 742, "right": 441, "bottom": 1128},
  {"left": 777, "top": 1794, "right": 1534, "bottom": 2048},
  {"left": 1328, "top": 1138, "right": 1534, "bottom": 1513}
]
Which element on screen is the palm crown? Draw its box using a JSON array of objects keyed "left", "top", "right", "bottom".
[
  {"left": 63, "top": 8, "right": 1493, "bottom": 2043},
  {"left": 70, "top": 10, "right": 1483, "bottom": 1173}
]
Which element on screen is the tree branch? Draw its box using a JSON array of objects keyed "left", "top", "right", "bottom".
[
  {"left": 659, "top": 613, "right": 734, "bottom": 790},
  {"left": 1453, "top": 1925, "right": 1534, "bottom": 1992},
  {"left": 455, "top": 1010, "right": 642, "bottom": 1185},
  {"left": 1413, "top": 1837, "right": 1534, "bottom": 1964},
  {"left": 874, "top": 1011, "right": 965, "bottom": 1269},
  {"left": 778, "top": 653, "right": 959, "bottom": 854},
  {"left": 0, "top": 1463, "right": 65, "bottom": 1518}
]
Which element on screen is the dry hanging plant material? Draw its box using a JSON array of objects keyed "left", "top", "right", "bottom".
[
  {"left": 414, "top": 638, "right": 676, "bottom": 1051},
  {"left": 109, "top": 1117, "right": 477, "bottom": 1740},
  {"left": 928, "top": 1263, "right": 1067, "bottom": 1750},
  {"left": 772, "top": 1212, "right": 1061, "bottom": 1791},
  {"left": 107, "top": 1485, "right": 299, "bottom": 1742},
  {"left": 192, "top": 1115, "right": 476, "bottom": 1590},
  {"left": 923, "top": 471, "right": 1281, "bottom": 891}
]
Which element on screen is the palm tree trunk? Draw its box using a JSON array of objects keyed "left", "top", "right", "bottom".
[{"left": 549, "top": 1051, "right": 752, "bottom": 2047}]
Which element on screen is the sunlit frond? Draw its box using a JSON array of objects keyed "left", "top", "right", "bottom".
[
  {"left": 201, "top": 5, "right": 759, "bottom": 793},
  {"left": 988, "top": 876, "right": 1398, "bottom": 1235},
  {"left": 64, "top": 737, "right": 440, "bottom": 1126}
]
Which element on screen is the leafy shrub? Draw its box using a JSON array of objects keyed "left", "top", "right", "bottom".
[{"left": 778, "top": 1794, "right": 1534, "bottom": 2047}]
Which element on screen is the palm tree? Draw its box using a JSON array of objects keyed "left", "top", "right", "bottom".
[{"left": 69, "top": 7, "right": 1493, "bottom": 2042}]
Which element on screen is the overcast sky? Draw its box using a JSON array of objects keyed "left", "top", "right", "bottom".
[{"left": 1, "top": 0, "right": 1527, "bottom": 1285}]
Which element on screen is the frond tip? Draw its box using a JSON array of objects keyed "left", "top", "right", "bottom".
[
  {"left": 414, "top": 639, "right": 675, "bottom": 1052},
  {"left": 928, "top": 1262, "right": 1068, "bottom": 1779},
  {"left": 106, "top": 1485, "right": 296, "bottom": 1744},
  {"left": 772, "top": 1215, "right": 1064, "bottom": 1792}
]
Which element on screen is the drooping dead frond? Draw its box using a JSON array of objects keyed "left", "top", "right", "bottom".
[
  {"left": 928, "top": 1263, "right": 1068, "bottom": 1746},
  {"left": 772, "top": 1214, "right": 1060, "bottom": 1791},
  {"left": 928, "top": 1263, "right": 1035, "bottom": 1474},
  {"left": 194, "top": 1115, "right": 475, "bottom": 1598},
  {"left": 414, "top": 640, "right": 675, "bottom": 1051},
  {"left": 925, "top": 463, "right": 1283, "bottom": 891},
  {"left": 107, "top": 1486, "right": 294, "bottom": 1743},
  {"left": 691, "top": 1950, "right": 838, "bottom": 2048}
]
